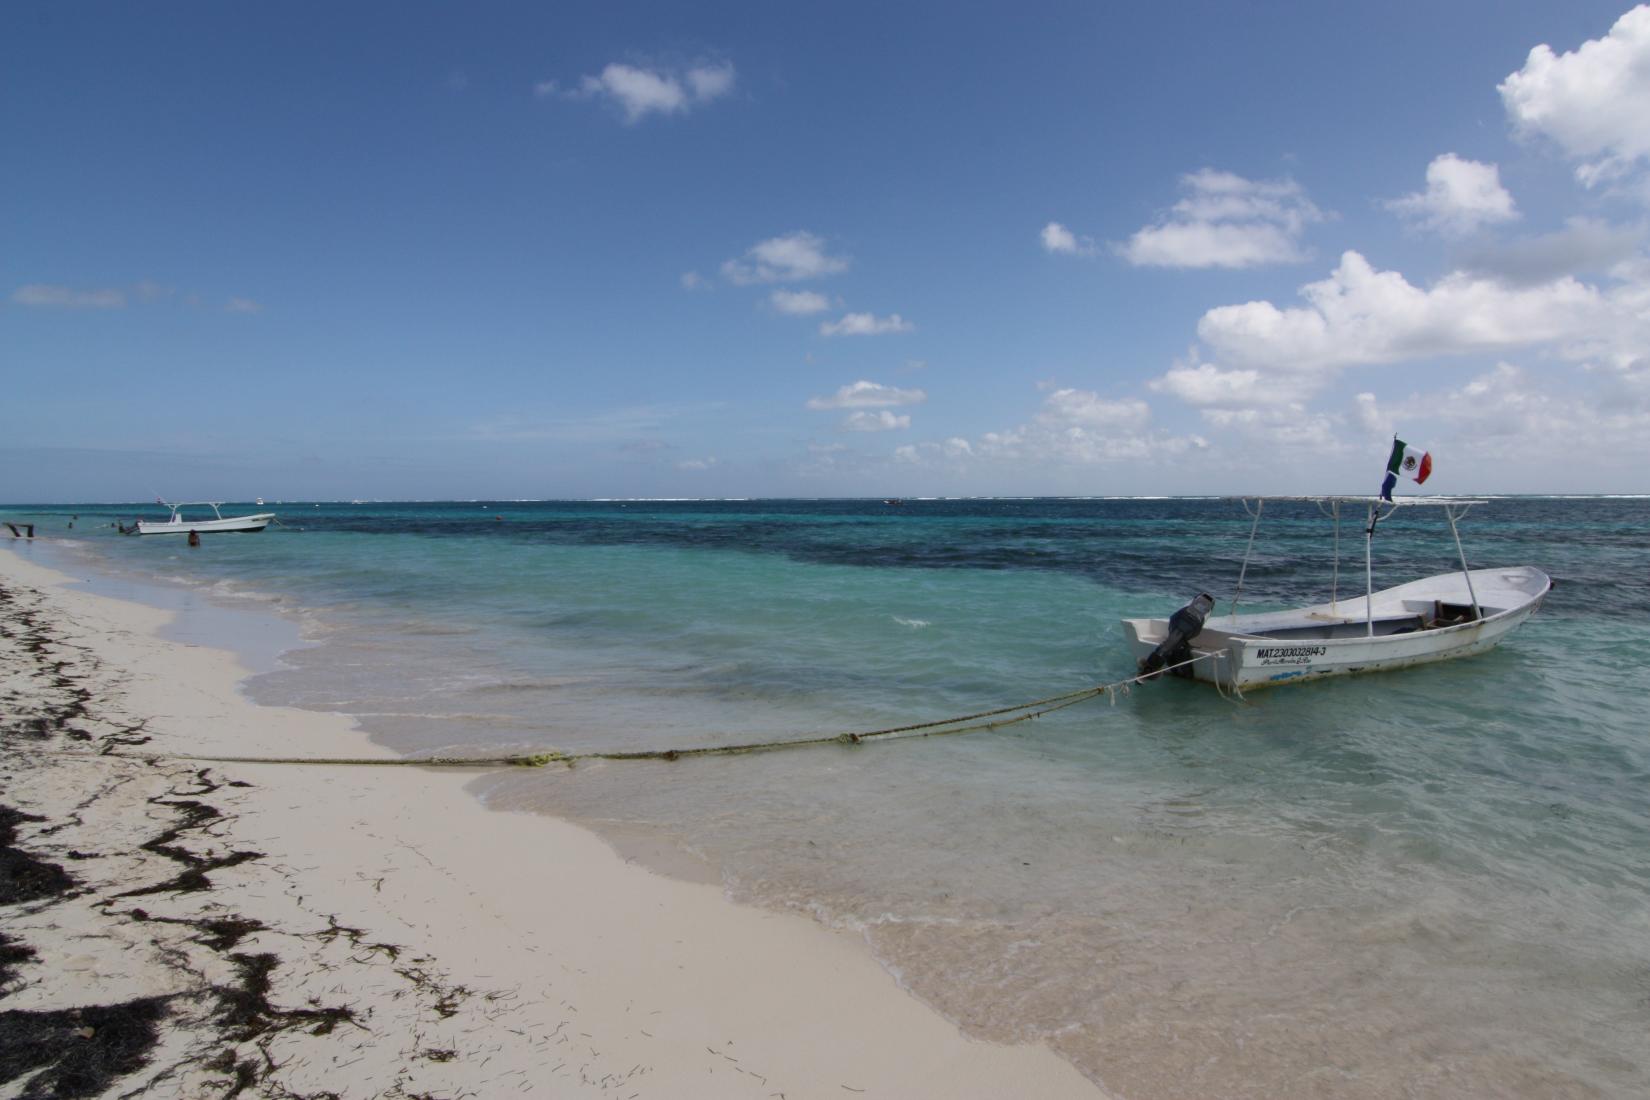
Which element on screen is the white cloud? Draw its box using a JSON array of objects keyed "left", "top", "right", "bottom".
[
  {"left": 1387, "top": 153, "right": 1518, "bottom": 236},
  {"left": 1039, "top": 388, "right": 1150, "bottom": 430},
  {"left": 895, "top": 437, "right": 975, "bottom": 463},
  {"left": 1374, "top": 361, "right": 1650, "bottom": 462},
  {"left": 807, "top": 380, "right": 927, "bottom": 410},
  {"left": 685, "top": 63, "right": 736, "bottom": 102},
  {"left": 896, "top": 387, "right": 1201, "bottom": 471},
  {"left": 12, "top": 281, "right": 265, "bottom": 314},
  {"left": 12, "top": 284, "right": 126, "bottom": 308},
  {"left": 819, "top": 312, "right": 913, "bottom": 337},
  {"left": 1151, "top": 362, "right": 1300, "bottom": 408},
  {"left": 1117, "top": 169, "right": 1324, "bottom": 268},
  {"left": 843, "top": 410, "right": 911, "bottom": 431},
  {"left": 680, "top": 270, "right": 708, "bottom": 291},
  {"left": 551, "top": 60, "right": 736, "bottom": 124},
  {"left": 1040, "top": 221, "right": 1096, "bottom": 256},
  {"left": 1198, "top": 404, "right": 1350, "bottom": 451},
  {"left": 1196, "top": 250, "right": 1604, "bottom": 373},
  {"left": 676, "top": 456, "right": 719, "bottom": 471},
  {"left": 1456, "top": 217, "right": 1645, "bottom": 285},
  {"left": 1354, "top": 391, "right": 1390, "bottom": 437},
  {"left": 721, "top": 231, "right": 849, "bottom": 285},
  {"left": 769, "top": 289, "right": 830, "bottom": 315},
  {"left": 1500, "top": 6, "right": 1650, "bottom": 189}
]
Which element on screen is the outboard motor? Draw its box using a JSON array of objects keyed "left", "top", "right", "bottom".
[{"left": 1138, "top": 593, "right": 1215, "bottom": 679}]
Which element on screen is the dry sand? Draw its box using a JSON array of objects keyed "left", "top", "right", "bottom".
[{"left": 0, "top": 543, "right": 1106, "bottom": 1099}]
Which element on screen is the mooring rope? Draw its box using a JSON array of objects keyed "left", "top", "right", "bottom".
[{"left": 32, "top": 653, "right": 1220, "bottom": 771}]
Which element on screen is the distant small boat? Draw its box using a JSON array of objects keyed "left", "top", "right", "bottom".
[
  {"left": 1123, "top": 496, "right": 1549, "bottom": 690},
  {"left": 134, "top": 501, "right": 276, "bottom": 535}
]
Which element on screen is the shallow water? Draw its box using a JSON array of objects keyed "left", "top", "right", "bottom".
[{"left": 10, "top": 497, "right": 1649, "bottom": 1097}]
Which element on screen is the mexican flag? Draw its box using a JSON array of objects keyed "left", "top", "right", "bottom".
[{"left": 1380, "top": 438, "right": 1431, "bottom": 500}]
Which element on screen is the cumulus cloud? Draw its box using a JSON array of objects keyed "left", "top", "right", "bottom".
[
  {"left": 12, "top": 284, "right": 127, "bottom": 308},
  {"left": 1196, "top": 250, "right": 1604, "bottom": 374},
  {"left": 1500, "top": 6, "right": 1650, "bottom": 189},
  {"left": 894, "top": 437, "right": 975, "bottom": 463},
  {"left": 224, "top": 297, "right": 263, "bottom": 314},
  {"left": 680, "top": 271, "right": 708, "bottom": 291},
  {"left": 1387, "top": 153, "right": 1518, "bottom": 236},
  {"left": 1040, "top": 221, "right": 1096, "bottom": 256},
  {"left": 1145, "top": 241, "right": 1650, "bottom": 459},
  {"left": 722, "top": 231, "right": 849, "bottom": 285},
  {"left": 819, "top": 311, "right": 913, "bottom": 337},
  {"left": 1455, "top": 217, "right": 1646, "bottom": 285},
  {"left": 676, "top": 456, "right": 719, "bottom": 471},
  {"left": 1151, "top": 360, "right": 1308, "bottom": 408},
  {"left": 843, "top": 410, "right": 911, "bottom": 431},
  {"left": 1374, "top": 361, "right": 1650, "bottom": 460},
  {"left": 548, "top": 60, "right": 735, "bottom": 124},
  {"left": 896, "top": 387, "right": 1202, "bottom": 470},
  {"left": 770, "top": 289, "right": 830, "bottom": 315},
  {"left": 1117, "top": 169, "right": 1325, "bottom": 268},
  {"left": 806, "top": 380, "right": 927, "bottom": 410},
  {"left": 1039, "top": 388, "right": 1151, "bottom": 430}
]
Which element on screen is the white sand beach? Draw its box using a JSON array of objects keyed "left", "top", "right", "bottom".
[{"left": 0, "top": 543, "right": 1106, "bottom": 1098}]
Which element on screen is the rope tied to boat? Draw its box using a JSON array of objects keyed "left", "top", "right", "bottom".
[{"left": 32, "top": 652, "right": 1221, "bottom": 772}]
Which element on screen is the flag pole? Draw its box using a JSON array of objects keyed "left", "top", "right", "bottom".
[
  {"left": 1364, "top": 501, "right": 1376, "bottom": 637},
  {"left": 1330, "top": 500, "right": 1340, "bottom": 612}
]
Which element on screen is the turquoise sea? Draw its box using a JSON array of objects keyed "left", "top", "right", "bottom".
[{"left": 6, "top": 497, "right": 1648, "bottom": 1098}]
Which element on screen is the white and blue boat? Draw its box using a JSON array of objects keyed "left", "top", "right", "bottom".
[
  {"left": 1123, "top": 496, "right": 1550, "bottom": 690},
  {"left": 134, "top": 501, "right": 276, "bottom": 535}
]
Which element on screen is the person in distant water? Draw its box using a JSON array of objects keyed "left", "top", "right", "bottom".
[{"left": 188, "top": 530, "right": 201, "bottom": 548}]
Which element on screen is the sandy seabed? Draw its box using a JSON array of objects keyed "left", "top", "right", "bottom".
[{"left": 0, "top": 544, "right": 1102, "bottom": 1099}]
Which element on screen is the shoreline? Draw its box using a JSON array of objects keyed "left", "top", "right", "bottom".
[{"left": 0, "top": 543, "right": 1104, "bottom": 1098}]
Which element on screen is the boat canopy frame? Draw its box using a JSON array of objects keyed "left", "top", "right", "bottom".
[
  {"left": 1224, "top": 495, "right": 1489, "bottom": 638},
  {"left": 157, "top": 501, "right": 235, "bottom": 520}
]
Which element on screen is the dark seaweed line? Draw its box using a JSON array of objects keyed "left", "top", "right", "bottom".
[{"left": 0, "top": 580, "right": 480, "bottom": 1099}]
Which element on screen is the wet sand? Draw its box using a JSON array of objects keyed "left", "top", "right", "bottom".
[{"left": 0, "top": 544, "right": 1104, "bottom": 1099}]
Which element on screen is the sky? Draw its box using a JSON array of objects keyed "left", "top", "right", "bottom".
[{"left": 6, "top": 0, "right": 1650, "bottom": 501}]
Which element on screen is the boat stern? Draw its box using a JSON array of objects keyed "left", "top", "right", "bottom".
[{"left": 1120, "top": 617, "right": 1235, "bottom": 685}]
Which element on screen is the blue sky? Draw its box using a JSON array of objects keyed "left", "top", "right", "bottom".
[{"left": 6, "top": 1, "right": 1650, "bottom": 500}]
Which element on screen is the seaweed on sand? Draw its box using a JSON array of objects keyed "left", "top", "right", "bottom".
[
  {"left": 0, "top": 932, "right": 35, "bottom": 992},
  {"left": 0, "top": 997, "right": 172, "bottom": 1100},
  {"left": 0, "top": 804, "right": 75, "bottom": 906}
]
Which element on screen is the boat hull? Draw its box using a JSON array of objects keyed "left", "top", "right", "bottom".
[
  {"left": 1122, "top": 567, "right": 1549, "bottom": 690},
  {"left": 134, "top": 513, "right": 275, "bottom": 535}
]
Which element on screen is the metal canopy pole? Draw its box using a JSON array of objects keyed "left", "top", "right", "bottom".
[
  {"left": 1317, "top": 499, "right": 1341, "bottom": 613},
  {"left": 1231, "top": 498, "right": 1264, "bottom": 621},
  {"left": 1444, "top": 503, "right": 1482, "bottom": 621}
]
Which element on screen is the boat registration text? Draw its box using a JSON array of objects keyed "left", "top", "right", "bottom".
[{"left": 1255, "top": 645, "right": 1328, "bottom": 665}]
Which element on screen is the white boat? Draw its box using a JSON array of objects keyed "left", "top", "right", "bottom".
[
  {"left": 1122, "top": 496, "right": 1549, "bottom": 691},
  {"left": 134, "top": 501, "right": 276, "bottom": 535}
]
